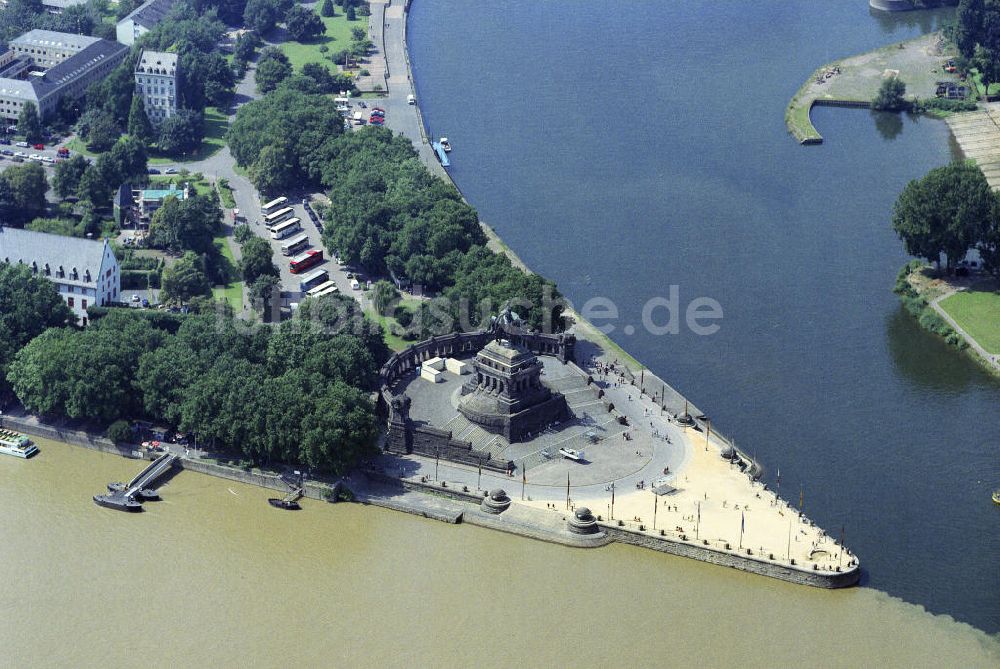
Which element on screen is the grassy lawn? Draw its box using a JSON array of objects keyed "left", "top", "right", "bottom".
[
  {"left": 364, "top": 297, "right": 421, "bottom": 352},
  {"left": 148, "top": 174, "right": 211, "bottom": 194},
  {"left": 217, "top": 178, "right": 236, "bottom": 208},
  {"left": 970, "top": 70, "right": 1000, "bottom": 98},
  {"left": 67, "top": 107, "right": 228, "bottom": 164},
  {"left": 212, "top": 234, "right": 244, "bottom": 311},
  {"left": 939, "top": 289, "right": 1000, "bottom": 354},
  {"left": 279, "top": 10, "right": 369, "bottom": 72}
]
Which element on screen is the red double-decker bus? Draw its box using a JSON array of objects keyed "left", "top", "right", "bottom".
[{"left": 289, "top": 249, "right": 323, "bottom": 274}]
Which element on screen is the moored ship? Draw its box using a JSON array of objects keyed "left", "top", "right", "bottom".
[{"left": 0, "top": 429, "right": 38, "bottom": 458}]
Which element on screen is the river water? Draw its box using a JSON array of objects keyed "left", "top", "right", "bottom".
[
  {"left": 407, "top": 0, "right": 1000, "bottom": 638},
  {"left": 2, "top": 438, "right": 998, "bottom": 667}
]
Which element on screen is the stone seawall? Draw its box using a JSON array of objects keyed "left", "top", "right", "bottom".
[
  {"left": 600, "top": 524, "right": 860, "bottom": 589},
  {"left": 0, "top": 414, "right": 139, "bottom": 460}
]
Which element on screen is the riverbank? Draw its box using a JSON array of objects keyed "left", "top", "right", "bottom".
[
  {"left": 893, "top": 261, "right": 1000, "bottom": 374},
  {"left": 786, "top": 32, "right": 957, "bottom": 143}
]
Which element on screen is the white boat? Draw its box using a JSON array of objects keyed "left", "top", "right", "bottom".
[
  {"left": 439, "top": 137, "right": 452, "bottom": 153},
  {"left": 559, "top": 447, "right": 584, "bottom": 461},
  {"left": 0, "top": 430, "right": 38, "bottom": 458}
]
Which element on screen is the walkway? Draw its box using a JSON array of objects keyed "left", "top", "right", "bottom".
[{"left": 946, "top": 103, "right": 1000, "bottom": 189}]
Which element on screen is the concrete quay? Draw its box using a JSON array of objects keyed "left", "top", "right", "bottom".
[{"left": 946, "top": 103, "right": 1000, "bottom": 189}]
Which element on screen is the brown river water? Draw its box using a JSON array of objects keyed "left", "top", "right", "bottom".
[{"left": 2, "top": 438, "right": 998, "bottom": 668}]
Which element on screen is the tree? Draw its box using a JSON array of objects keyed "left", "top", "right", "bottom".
[
  {"left": 234, "top": 223, "right": 255, "bottom": 243},
  {"left": 234, "top": 31, "right": 259, "bottom": 64},
  {"left": 345, "top": 4, "right": 355, "bottom": 20},
  {"left": 52, "top": 155, "right": 88, "bottom": 199},
  {"left": 239, "top": 235, "right": 279, "bottom": 284},
  {"left": 892, "top": 161, "right": 993, "bottom": 270},
  {"left": 127, "top": 94, "right": 154, "bottom": 144},
  {"left": 18, "top": 101, "right": 42, "bottom": 143},
  {"left": 81, "top": 109, "right": 120, "bottom": 152},
  {"left": 249, "top": 144, "right": 294, "bottom": 193},
  {"left": 76, "top": 165, "right": 110, "bottom": 208},
  {"left": 148, "top": 194, "right": 222, "bottom": 254},
  {"left": 298, "top": 381, "right": 376, "bottom": 473},
  {"left": 161, "top": 251, "right": 212, "bottom": 302},
  {"left": 0, "top": 264, "right": 73, "bottom": 395},
  {"left": 0, "top": 161, "right": 48, "bottom": 224},
  {"left": 158, "top": 109, "right": 205, "bottom": 156},
  {"left": 285, "top": 5, "right": 324, "bottom": 41},
  {"left": 106, "top": 420, "right": 133, "bottom": 444},
  {"left": 255, "top": 51, "right": 292, "bottom": 93},
  {"left": 250, "top": 274, "right": 280, "bottom": 317},
  {"left": 98, "top": 137, "right": 148, "bottom": 187},
  {"left": 320, "top": 0, "right": 334, "bottom": 17},
  {"left": 243, "top": 0, "right": 280, "bottom": 33},
  {"left": 872, "top": 76, "right": 908, "bottom": 111},
  {"left": 8, "top": 312, "right": 164, "bottom": 422},
  {"left": 370, "top": 279, "right": 398, "bottom": 315},
  {"left": 978, "top": 196, "right": 1000, "bottom": 280}
]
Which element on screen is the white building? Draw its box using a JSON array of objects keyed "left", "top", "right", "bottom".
[
  {"left": 116, "top": 0, "right": 178, "bottom": 46},
  {"left": 0, "top": 30, "right": 128, "bottom": 122},
  {"left": 0, "top": 227, "right": 120, "bottom": 325},
  {"left": 135, "top": 49, "right": 178, "bottom": 125}
]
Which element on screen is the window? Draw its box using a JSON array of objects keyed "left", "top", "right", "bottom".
[
  {"left": 67, "top": 297, "right": 74, "bottom": 308},
  {"left": 82, "top": 299, "right": 87, "bottom": 309}
]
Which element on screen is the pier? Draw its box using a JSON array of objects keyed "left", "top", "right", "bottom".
[
  {"left": 945, "top": 103, "right": 1000, "bottom": 189},
  {"left": 93, "top": 452, "right": 178, "bottom": 512}
]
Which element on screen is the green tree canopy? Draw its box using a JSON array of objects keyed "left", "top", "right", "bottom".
[
  {"left": 148, "top": 193, "right": 222, "bottom": 254},
  {"left": 18, "top": 101, "right": 42, "bottom": 143},
  {"left": 892, "top": 161, "right": 993, "bottom": 269},
  {"left": 0, "top": 161, "right": 48, "bottom": 224},
  {"left": 161, "top": 251, "right": 212, "bottom": 302},
  {"left": 128, "top": 94, "right": 154, "bottom": 145},
  {"left": 255, "top": 48, "right": 293, "bottom": 93},
  {"left": 872, "top": 77, "right": 907, "bottom": 111},
  {"left": 158, "top": 109, "right": 205, "bottom": 156},
  {"left": 52, "top": 155, "right": 88, "bottom": 200},
  {"left": 0, "top": 263, "right": 73, "bottom": 395},
  {"left": 285, "top": 5, "right": 324, "bottom": 41},
  {"left": 239, "top": 235, "right": 279, "bottom": 284}
]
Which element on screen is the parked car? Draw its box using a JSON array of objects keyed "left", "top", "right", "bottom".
[
  {"left": 15, "top": 141, "right": 28, "bottom": 148},
  {"left": 32, "top": 143, "right": 43, "bottom": 150},
  {"left": 165, "top": 167, "right": 177, "bottom": 174},
  {"left": 141, "top": 298, "right": 150, "bottom": 308},
  {"left": 57, "top": 147, "right": 69, "bottom": 157},
  {"left": 11, "top": 156, "right": 23, "bottom": 162},
  {"left": 0, "top": 138, "right": 10, "bottom": 145},
  {"left": 147, "top": 168, "right": 161, "bottom": 174},
  {"left": 41, "top": 156, "right": 54, "bottom": 163},
  {"left": 131, "top": 294, "right": 141, "bottom": 303},
  {"left": 1, "top": 149, "right": 13, "bottom": 156}
]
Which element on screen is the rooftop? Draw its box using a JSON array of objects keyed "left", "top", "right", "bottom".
[
  {"left": 0, "top": 227, "right": 112, "bottom": 284},
  {"left": 122, "top": 0, "right": 178, "bottom": 30},
  {"left": 10, "top": 30, "right": 101, "bottom": 52},
  {"left": 136, "top": 49, "right": 177, "bottom": 73}
]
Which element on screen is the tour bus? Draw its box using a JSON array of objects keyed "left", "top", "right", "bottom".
[
  {"left": 269, "top": 217, "right": 301, "bottom": 240},
  {"left": 264, "top": 206, "right": 294, "bottom": 227},
  {"left": 289, "top": 249, "right": 324, "bottom": 274},
  {"left": 280, "top": 233, "right": 309, "bottom": 256},
  {"left": 299, "top": 268, "right": 329, "bottom": 292},
  {"left": 261, "top": 196, "right": 288, "bottom": 215},
  {"left": 306, "top": 280, "right": 338, "bottom": 297}
]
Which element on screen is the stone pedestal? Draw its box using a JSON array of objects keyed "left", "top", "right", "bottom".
[
  {"left": 567, "top": 507, "right": 599, "bottom": 534},
  {"left": 481, "top": 488, "right": 511, "bottom": 514}
]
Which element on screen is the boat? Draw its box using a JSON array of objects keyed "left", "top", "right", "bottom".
[
  {"left": 107, "top": 481, "right": 126, "bottom": 493},
  {"left": 93, "top": 493, "right": 142, "bottom": 512},
  {"left": 439, "top": 137, "right": 452, "bottom": 153},
  {"left": 993, "top": 490, "right": 1000, "bottom": 505},
  {"left": 137, "top": 488, "right": 160, "bottom": 501},
  {"left": 268, "top": 498, "right": 301, "bottom": 510},
  {"left": 0, "top": 429, "right": 38, "bottom": 458},
  {"left": 559, "top": 447, "right": 584, "bottom": 461}
]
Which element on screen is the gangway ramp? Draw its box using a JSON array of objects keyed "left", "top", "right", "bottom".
[{"left": 124, "top": 452, "right": 178, "bottom": 498}]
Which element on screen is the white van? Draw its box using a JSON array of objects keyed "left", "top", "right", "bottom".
[
  {"left": 407, "top": 94, "right": 415, "bottom": 105},
  {"left": 350, "top": 279, "right": 360, "bottom": 291}
]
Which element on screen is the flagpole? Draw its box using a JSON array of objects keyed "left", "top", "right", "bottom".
[
  {"left": 521, "top": 466, "right": 526, "bottom": 501},
  {"left": 565, "top": 472, "right": 570, "bottom": 510},
  {"left": 787, "top": 520, "right": 792, "bottom": 560},
  {"left": 839, "top": 525, "right": 845, "bottom": 568},
  {"left": 695, "top": 500, "right": 700, "bottom": 540},
  {"left": 477, "top": 458, "right": 482, "bottom": 491},
  {"left": 652, "top": 493, "right": 657, "bottom": 530},
  {"left": 739, "top": 512, "right": 745, "bottom": 550},
  {"left": 610, "top": 482, "right": 615, "bottom": 520}
]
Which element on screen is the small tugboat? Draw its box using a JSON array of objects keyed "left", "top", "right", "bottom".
[
  {"left": 0, "top": 429, "right": 38, "bottom": 458},
  {"left": 439, "top": 137, "right": 452, "bottom": 153},
  {"left": 268, "top": 497, "right": 301, "bottom": 510}
]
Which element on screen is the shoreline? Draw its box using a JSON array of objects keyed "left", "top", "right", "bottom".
[
  {"left": 0, "top": 412, "right": 860, "bottom": 588},
  {"left": 785, "top": 31, "right": 959, "bottom": 144}
]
